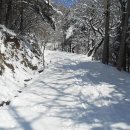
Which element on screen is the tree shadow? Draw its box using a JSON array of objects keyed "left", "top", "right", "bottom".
[
  {"left": 1, "top": 58, "right": 130, "bottom": 130},
  {"left": 0, "top": 105, "right": 43, "bottom": 130},
  {"left": 34, "top": 60, "right": 130, "bottom": 129},
  {"left": 8, "top": 106, "right": 33, "bottom": 130}
]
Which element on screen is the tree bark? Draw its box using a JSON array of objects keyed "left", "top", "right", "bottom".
[
  {"left": 102, "top": 0, "right": 111, "bottom": 64},
  {"left": 117, "top": 0, "right": 130, "bottom": 71},
  {"left": 0, "top": 0, "right": 3, "bottom": 24},
  {"left": 5, "top": 0, "right": 12, "bottom": 27},
  {"left": 20, "top": 1, "right": 24, "bottom": 32}
]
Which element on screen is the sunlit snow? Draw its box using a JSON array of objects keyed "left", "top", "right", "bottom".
[{"left": 0, "top": 50, "right": 130, "bottom": 130}]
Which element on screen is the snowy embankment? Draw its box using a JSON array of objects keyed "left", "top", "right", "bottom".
[
  {"left": 0, "top": 50, "right": 130, "bottom": 130},
  {"left": 0, "top": 25, "right": 42, "bottom": 104}
]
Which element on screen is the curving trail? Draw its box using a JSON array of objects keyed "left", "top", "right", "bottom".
[{"left": 0, "top": 50, "right": 130, "bottom": 130}]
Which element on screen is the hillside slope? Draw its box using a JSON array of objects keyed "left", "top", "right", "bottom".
[
  {"left": 0, "top": 50, "right": 130, "bottom": 130},
  {"left": 0, "top": 25, "right": 42, "bottom": 103}
]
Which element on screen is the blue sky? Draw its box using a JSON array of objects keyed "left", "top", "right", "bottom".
[{"left": 54, "top": 0, "right": 76, "bottom": 7}]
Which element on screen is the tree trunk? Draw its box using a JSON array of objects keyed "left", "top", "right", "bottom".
[
  {"left": 117, "top": 0, "right": 130, "bottom": 71},
  {"left": 0, "top": 0, "right": 3, "bottom": 24},
  {"left": 62, "top": 32, "right": 66, "bottom": 51},
  {"left": 5, "top": 0, "right": 12, "bottom": 27},
  {"left": 102, "top": 0, "right": 111, "bottom": 64},
  {"left": 20, "top": 1, "right": 24, "bottom": 32}
]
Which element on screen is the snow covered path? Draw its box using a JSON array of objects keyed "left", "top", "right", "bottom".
[{"left": 0, "top": 50, "right": 130, "bottom": 130}]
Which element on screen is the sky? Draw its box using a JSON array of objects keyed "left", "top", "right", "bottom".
[{"left": 54, "top": 0, "right": 76, "bottom": 7}]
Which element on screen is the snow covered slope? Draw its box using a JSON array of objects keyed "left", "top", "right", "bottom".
[
  {"left": 0, "top": 25, "right": 42, "bottom": 103},
  {"left": 0, "top": 50, "right": 130, "bottom": 130}
]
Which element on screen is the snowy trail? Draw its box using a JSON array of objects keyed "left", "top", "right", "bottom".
[{"left": 0, "top": 50, "right": 130, "bottom": 130}]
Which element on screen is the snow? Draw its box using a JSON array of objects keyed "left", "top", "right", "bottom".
[
  {"left": 0, "top": 25, "right": 42, "bottom": 103},
  {"left": 53, "top": 7, "right": 63, "bottom": 15},
  {"left": 66, "top": 26, "right": 74, "bottom": 39},
  {"left": 0, "top": 25, "right": 16, "bottom": 36},
  {"left": 0, "top": 50, "right": 130, "bottom": 130}
]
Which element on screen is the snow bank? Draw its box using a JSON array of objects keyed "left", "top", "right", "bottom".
[{"left": 0, "top": 25, "right": 42, "bottom": 103}]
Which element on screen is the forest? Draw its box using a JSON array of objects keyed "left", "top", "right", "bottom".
[
  {"left": 0, "top": 0, "right": 130, "bottom": 130},
  {"left": 0, "top": 0, "right": 130, "bottom": 72}
]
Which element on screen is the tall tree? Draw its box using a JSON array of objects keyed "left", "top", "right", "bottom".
[
  {"left": 102, "top": 0, "right": 111, "bottom": 64},
  {"left": 20, "top": 0, "right": 24, "bottom": 32},
  {"left": 0, "top": 0, "right": 3, "bottom": 24},
  {"left": 5, "top": 0, "right": 13, "bottom": 27},
  {"left": 117, "top": 0, "right": 130, "bottom": 70}
]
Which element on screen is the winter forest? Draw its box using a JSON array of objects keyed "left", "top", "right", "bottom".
[{"left": 0, "top": 0, "right": 130, "bottom": 130}]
